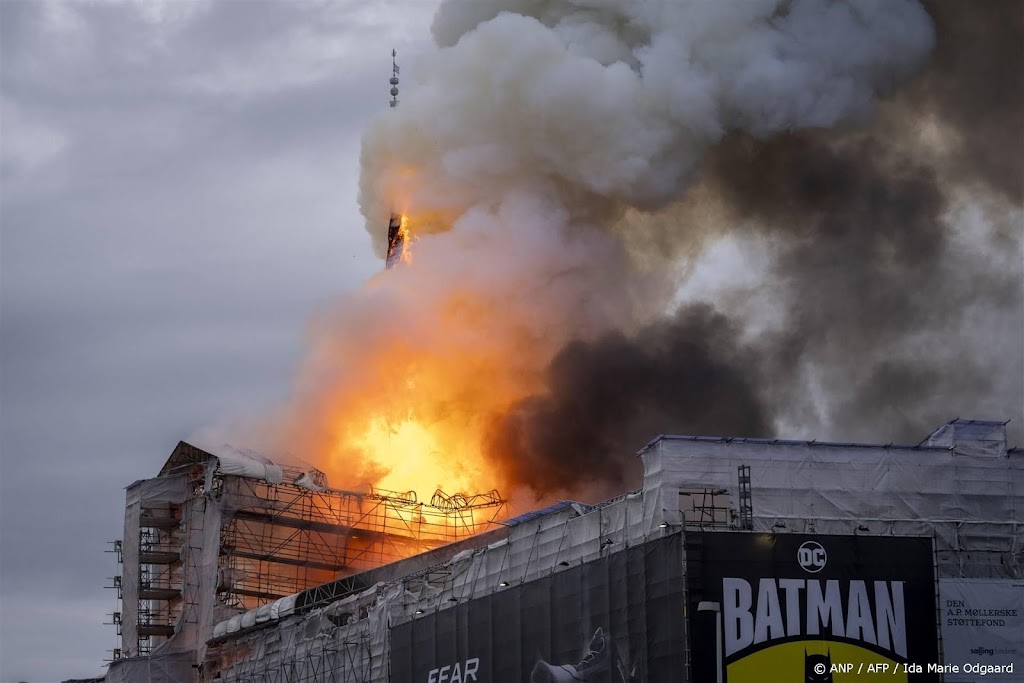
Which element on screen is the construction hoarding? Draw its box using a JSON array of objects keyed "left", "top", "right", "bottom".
[
  {"left": 939, "top": 579, "right": 1023, "bottom": 682},
  {"left": 686, "top": 532, "right": 939, "bottom": 682},
  {"left": 389, "top": 533, "right": 686, "bottom": 682}
]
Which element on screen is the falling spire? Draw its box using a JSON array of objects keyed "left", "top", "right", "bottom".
[
  {"left": 385, "top": 214, "right": 405, "bottom": 269},
  {"left": 385, "top": 49, "right": 405, "bottom": 269}
]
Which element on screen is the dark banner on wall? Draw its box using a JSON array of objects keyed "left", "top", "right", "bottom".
[
  {"left": 390, "top": 534, "right": 686, "bottom": 683},
  {"left": 686, "top": 532, "right": 939, "bottom": 683}
]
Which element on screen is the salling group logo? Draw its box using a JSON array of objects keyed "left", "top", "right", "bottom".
[
  {"left": 797, "top": 540, "right": 827, "bottom": 573},
  {"left": 971, "top": 645, "right": 1017, "bottom": 657}
]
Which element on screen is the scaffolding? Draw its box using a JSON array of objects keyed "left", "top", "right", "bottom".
[
  {"left": 218, "top": 469, "right": 505, "bottom": 610},
  {"left": 737, "top": 464, "right": 754, "bottom": 530},
  {"left": 205, "top": 486, "right": 654, "bottom": 683},
  {"left": 139, "top": 521, "right": 184, "bottom": 647},
  {"left": 213, "top": 637, "right": 374, "bottom": 683},
  {"left": 105, "top": 540, "right": 124, "bottom": 663},
  {"left": 678, "top": 487, "right": 733, "bottom": 528},
  {"left": 106, "top": 420, "right": 1021, "bottom": 683},
  {"left": 112, "top": 441, "right": 507, "bottom": 669}
]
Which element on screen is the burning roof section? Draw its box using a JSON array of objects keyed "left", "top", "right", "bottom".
[
  {"left": 112, "top": 440, "right": 506, "bottom": 665},
  {"left": 385, "top": 214, "right": 405, "bottom": 269}
]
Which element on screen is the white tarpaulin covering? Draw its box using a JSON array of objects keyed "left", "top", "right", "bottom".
[
  {"left": 940, "top": 579, "right": 1024, "bottom": 681},
  {"left": 294, "top": 471, "right": 326, "bottom": 491},
  {"left": 104, "top": 653, "right": 194, "bottom": 683},
  {"left": 208, "top": 430, "right": 1023, "bottom": 682},
  {"left": 640, "top": 431, "right": 1023, "bottom": 577},
  {"left": 126, "top": 474, "right": 188, "bottom": 507},
  {"left": 208, "top": 493, "right": 655, "bottom": 682},
  {"left": 212, "top": 445, "right": 284, "bottom": 484},
  {"left": 928, "top": 420, "right": 1009, "bottom": 458},
  {"left": 139, "top": 420, "right": 1023, "bottom": 682},
  {"left": 270, "top": 594, "right": 296, "bottom": 620}
]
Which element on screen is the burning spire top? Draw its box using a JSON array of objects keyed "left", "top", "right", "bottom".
[{"left": 385, "top": 49, "right": 405, "bottom": 269}]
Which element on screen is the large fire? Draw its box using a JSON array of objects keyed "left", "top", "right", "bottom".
[
  {"left": 289, "top": 214, "right": 544, "bottom": 509},
  {"left": 264, "top": 0, "right": 1020, "bottom": 538}
]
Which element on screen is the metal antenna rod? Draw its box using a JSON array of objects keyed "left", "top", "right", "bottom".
[{"left": 389, "top": 49, "right": 399, "bottom": 108}]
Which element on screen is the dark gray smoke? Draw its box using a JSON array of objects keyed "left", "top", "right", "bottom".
[
  {"left": 705, "top": 129, "right": 1019, "bottom": 443},
  {"left": 912, "top": 0, "right": 1024, "bottom": 202},
  {"left": 487, "top": 305, "right": 771, "bottom": 497},
  {"left": 487, "top": 1, "right": 1023, "bottom": 498}
]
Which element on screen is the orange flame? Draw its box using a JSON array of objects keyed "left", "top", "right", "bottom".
[
  {"left": 317, "top": 333, "right": 534, "bottom": 504},
  {"left": 285, "top": 214, "right": 550, "bottom": 512},
  {"left": 396, "top": 214, "right": 412, "bottom": 265}
]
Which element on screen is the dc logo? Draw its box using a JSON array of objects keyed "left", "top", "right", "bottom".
[{"left": 798, "top": 541, "right": 827, "bottom": 573}]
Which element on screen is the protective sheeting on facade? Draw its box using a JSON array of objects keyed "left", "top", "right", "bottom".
[
  {"left": 207, "top": 490, "right": 657, "bottom": 681},
  {"left": 207, "top": 581, "right": 394, "bottom": 682},
  {"left": 104, "top": 652, "right": 194, "bottom": 683},
  {"left": 104, "top": 419, "right": 1022, "bottom": 681},
  {"left": 640, "top": 420, "right": 1023, "bottom": 579},
  {"left": 126, "top": 474, "right": 188, "bottom": 507},
  {"left": 207, "top": 445, "right": 285, "bottom": 484},
  {"left": 926, "top": 419, "right": 1009, "bottom": 458}
]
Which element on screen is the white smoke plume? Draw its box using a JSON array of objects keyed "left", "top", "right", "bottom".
[
  {"left": 364, "top": 0, "right": 933, "bottom": 230},
  {"left": 271, "top": 0, "right": 1020, "bottom": 501}
]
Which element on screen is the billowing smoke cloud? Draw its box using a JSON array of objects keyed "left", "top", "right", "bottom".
[
  {"left": 487, "top": 304, "right": 771, "bottom": 498},
  {"left": 364, "top": 0, "right": 934, "bottom": 224},
  {"left": 699, "top": 128, "right": 1020, "bottom": 442},
  {"left": 276, "top": 0, "right": 1021, "bottom": 504},
  {"left": 910, "top": 0, "right": 1024, "bottom": 202}
]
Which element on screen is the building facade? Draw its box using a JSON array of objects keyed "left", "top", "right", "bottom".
[{"left": 101, "top": 419, "right": 1022, "bottom": 682}]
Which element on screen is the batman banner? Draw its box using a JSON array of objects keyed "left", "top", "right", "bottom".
[{"left": 686, "top": 533, "right": 939, "bottom": 683}]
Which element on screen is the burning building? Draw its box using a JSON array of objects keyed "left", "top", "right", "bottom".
[
  {"left": 285, "top": 0, "right": 1022, "bottom": 513},
  {"left": 103, "top": 442, "right": 505, "bottom": 681},
  {"left": 83, "top": 0, "right": 1021, "bottom": 680},
  {"left": 99, "top": 418, "right": 1022, "bottom": 682},
  {"left": 385, "top": 214, "right": 407, "bottom": 270}
]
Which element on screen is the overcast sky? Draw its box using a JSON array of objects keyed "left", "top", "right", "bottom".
[
  {"left": 1, "top": 2, "right": 441, "bottom": 680},
  {"left": 4, "top": 1, "right": 1023, "bottom": 681}
]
